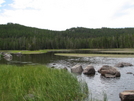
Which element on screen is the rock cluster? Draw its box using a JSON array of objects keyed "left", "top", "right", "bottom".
[
  {"left": 71, "top": 64, "right": 121, "bottom": 78},
  {"left": 0, "top": 52, "right": 22, "bottom": 61},
  {"left": 70, "top": 62, "right": 133, "bottom": 101},
  {"left": 71, "top": 64, "right": 96, "bottom": 75},
  {"left": 2, "top": 52, "right": 13, "bottom": 61}
]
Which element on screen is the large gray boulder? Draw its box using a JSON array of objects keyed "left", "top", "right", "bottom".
[
  {"left": 83, "top": 65, "right": 95, "bottom": 75},
  {"left": 98, "top": 65, "right": 121, "bottom": 78},
  {"left": 71, "top": 65, "right": 83, "bottom": 73},
  {"left": 115, "top": 62, "right": 133, "bottom": 67},
  {"left": 3, "top": 53, "right": 13, "bottom": 61},
  {"left": 119, "top": 90, "right": 134, "bottom": 101}
]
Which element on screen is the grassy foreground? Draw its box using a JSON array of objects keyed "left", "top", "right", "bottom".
[{"left": 0, "top": 65, "right": 87, "bottom": 101}]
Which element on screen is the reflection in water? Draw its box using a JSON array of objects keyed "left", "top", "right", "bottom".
[
  {"left": 0, "top": 52, "right": 134, "bottom": 101},
  {"left": 100, "top": 76, "right": 120, "bottom": 83},
  {"left": 85, "top": 74, "right": 95, "bottom": 78}
]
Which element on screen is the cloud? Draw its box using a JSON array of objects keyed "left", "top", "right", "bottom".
[
  {"left": 0, "top": 0, "right": 134, "bottom": 30},
  {"left": 0, "top": 0, "right": 5, "bottom": 7},
  {"left": 113, "top": 0, "right": 134, "bottom": 18}
]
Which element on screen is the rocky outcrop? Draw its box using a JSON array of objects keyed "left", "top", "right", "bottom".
[
  {"left": 71, "top": 65, "right": 83, "bottom": 73},
  {"left": 115, "top": 62, "right": 133, "bottom": 67},
  {"left": 83, "top": 65, "right": 95, "bottom": 75},
  {"left": 2, "top": 53, "right": 13, "bottom": 61},
  {"left": 98, "top": 65, "right": 121, "bottom": 78},
  {"left": 119, "top": 90, "right": 134, "bottom": 101}
]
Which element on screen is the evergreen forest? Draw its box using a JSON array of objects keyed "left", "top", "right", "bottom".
[{"left": 0, "top": 23, "right": 134, "bottom": 50}]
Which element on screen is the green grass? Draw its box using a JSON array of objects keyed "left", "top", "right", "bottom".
[
  {"left": 80, "top": 48, "right": 134, "bottom": 51},
  {"left": 79, "top": 48, "right": 134, "bottom": 53},
  {"left": 1, "top": 48, "right": 134, "bottom": 54},
  {"left": 0, "top": 65, "right": 88, "bottom": 101},
  {"left": 88, "top": 92, "right": 108, "bottom": 101},
  {"left": 0, "top": 49, "right": 72, "bottom": 54},
  {"left": 0, "top": 50, "right": 49, "bottom": 54},
  {"left": 55, "top": 53, "right": 134, "bottom": 58}
]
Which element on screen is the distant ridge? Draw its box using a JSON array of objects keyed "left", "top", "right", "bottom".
[{"left": 0, "top": 23, "right": 134, "bottom": 50}]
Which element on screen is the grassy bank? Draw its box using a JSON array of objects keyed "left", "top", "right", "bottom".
[
  {"left": 0, "top": 50, "right": 50, "bottom": 54},
  {"left": 0, "top": 65, "right": 87, "bottom": 101},
  {"left": 55, "top": 53, "right": 134, "bottom": 58},
  {"left": 0, "top": 50, "right": 48, "bottom": 54},
  {"left": 2, "top": 48, "right": 134, "bottom": 58},
  {"left": 80, "top": 48, "right": 134, "bottom": 53},
  {"left": 54, "top": 48, "right": 134, "bottom": 58},
  {"left": 0, "top": 49, "right": 72, "bottom": 54},
  {"left": 1, "top": 48, "right": 134, "bottom": 54}
]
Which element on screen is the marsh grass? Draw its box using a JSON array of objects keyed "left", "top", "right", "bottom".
[
  {"left": 0, "top": 65, "right": 88, "bottom": 101},
  {"left": 55, "top": 53, "right": 134, "bottom": 58},
  {"left": 87, "top": 92, "right": 108, "bottom": 101},
  {"left": 0, "top": 50, "right": 48, "bottom": 54},
  {"left": 0, "top": 49, "right": 71, "bottom": 54}
]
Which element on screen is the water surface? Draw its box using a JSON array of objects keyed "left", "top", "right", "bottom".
[{"left": 0, "top": 51, "right": 134, "bottom": 101}]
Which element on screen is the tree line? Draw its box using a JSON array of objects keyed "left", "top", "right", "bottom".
[{"left": 0, "top": 23, "right": 134, "bottom": 50}]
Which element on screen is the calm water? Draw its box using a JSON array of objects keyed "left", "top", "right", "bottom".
[{"left": 1, "top": 51, "right": 134, "bottom": 101}]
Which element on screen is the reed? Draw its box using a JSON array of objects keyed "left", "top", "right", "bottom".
[{"left": 0, "top": 65, "right": 87, "bottom": 101}]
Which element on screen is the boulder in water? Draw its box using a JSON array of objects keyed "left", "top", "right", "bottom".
[
  {"left": 119, "top": 90, "right": 134, "bottom": 101},
  {"left": 71, "top": 65, "right": 83, "bottom": 73},
  {"left": 83, "top": 65, "right": 95, "bottom": 75},
  {"left": 98, "top": 65, "right": 121, "bottom": 78}
]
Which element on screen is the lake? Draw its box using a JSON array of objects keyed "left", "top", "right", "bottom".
[{"left": 0, "top": 51, "right": 134, "bottom": 101}]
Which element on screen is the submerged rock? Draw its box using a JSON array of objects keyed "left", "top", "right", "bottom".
[
  {"left": 71, "top": 65, "right": 83, "bottom": 73},
  {"left": 63, "top": 67, "right": 68, "bottom": 71},
  {"left": 126, "top": 72, "right": 133, "bottom": 74},
  {"left": 24, "top": 94, "right": 35, "bottom": 100},
  {"left": 53, "top": 63, "right": 56, "bottom": 65},
  {"left": 115, "top": 62, "right": 133, "bottom": 67},
  {"left": 83, "top": 65, "right": 95, "bottom": 75},
  {"left": 98, "top": 65, "right": 121, "bottom": 78},
  {"left": 51, "top": 66, "right": 55, "bottom": 68},
  {"left": 119, "top": 90, "right": 134, "bottom": 101},
  {"left": 14, "top": 52, "right": 22, "bottom": 56}
]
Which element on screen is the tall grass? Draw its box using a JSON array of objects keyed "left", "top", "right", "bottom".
[
  {"left": 88, "top": 92, "right": 108, "bottom": 101},
  {"left": 0, "top": 65, "right": 88, "bottom": 101}
]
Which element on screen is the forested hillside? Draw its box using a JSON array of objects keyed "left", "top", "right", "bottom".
[{"left": 0, "top": 23, "right": 134, "bottom": 50}]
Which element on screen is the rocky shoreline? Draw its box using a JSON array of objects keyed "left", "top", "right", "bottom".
[{"left": 70, "top": 62, "right": 134, "bottom": 101}]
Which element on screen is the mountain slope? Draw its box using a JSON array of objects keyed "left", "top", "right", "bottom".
[{"left": 0, "top": 23, "right": 134, "bottom": 50}]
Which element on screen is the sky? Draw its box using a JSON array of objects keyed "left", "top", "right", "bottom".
[{"left": 0, "top": 0, "right": 134, "bottom": 31}]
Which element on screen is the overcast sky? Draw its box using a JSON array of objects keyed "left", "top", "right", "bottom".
[{"left": 0, "top": 0, "right": 134, "bottom": 30}]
